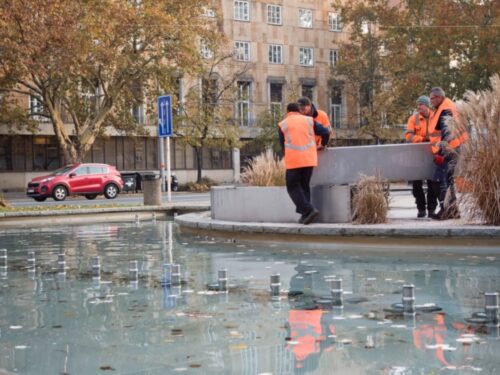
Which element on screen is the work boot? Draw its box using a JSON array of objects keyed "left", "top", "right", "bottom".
[
  {"left": 430, "top": 207, "right": 447, "bottom": 220},
  {"left": 417, "top": 210, "right": 426, "bottom": 218},
  {"left": 427, "top": 208, "right": 437, "bottom": 218},
  {"left": 302, "top": 208, "right": 319, "bottom": 225}
]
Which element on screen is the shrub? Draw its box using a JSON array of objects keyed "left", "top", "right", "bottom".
[
  {"left": 184, "top": 177, "right": 217, "bottom": 192},
  {"left": 352, "top": 174, "right": 388, "bottom": 224},
  {"left": 0, "top": 193, "right": 8, "bottom": 208},
  {"left": 450, "top": 74, "right": 500, "bottom": 225},
  {"left": 240, "top": 151, "right": 285, "bottom": 187}
]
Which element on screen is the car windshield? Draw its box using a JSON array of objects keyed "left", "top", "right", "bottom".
[{"left": 50, "top": 165, "right": 76, "bottom": 176}]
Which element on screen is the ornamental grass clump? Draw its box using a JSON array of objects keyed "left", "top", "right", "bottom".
[
  {"left": 240, "top": 151, "right": 285, "bottom": 186},
  {"left": 0, "top": 194, "right": 8, "bottom": 208},
  {"left": 352, "top": 174, "right": 388, "bottom": 224},
  {"left": 449, "top": 74, "right": 500, "bottom": 225}
]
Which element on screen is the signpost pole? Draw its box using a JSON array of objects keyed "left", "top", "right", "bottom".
[
  {"left": 159, "top": 138, "right": 166, "bottom": 192},
  {"left": 166, "top": 136, "right": 171, "bottom": 202}
]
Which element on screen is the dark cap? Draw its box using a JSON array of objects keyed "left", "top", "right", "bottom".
[{"left": 297, "top": 97, "right": 312, "bottom": 107}]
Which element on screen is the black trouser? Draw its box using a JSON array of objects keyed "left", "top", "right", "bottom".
[
  {"left": 286, "top": 167, "right": 315, "bottom": 216},
  {"left": 432, "top": 157, "right": 457, "bottom": 209},
  {"left": 411, "top": 180, "right": 437, "bottom": 212}
]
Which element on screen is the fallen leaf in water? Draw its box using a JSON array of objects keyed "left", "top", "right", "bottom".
[
  {"left": 230, "top": 344, "right": 247, "bottom": 350},
  {"left": 99, "top": 365, "right": 115, "bottom": 371}
]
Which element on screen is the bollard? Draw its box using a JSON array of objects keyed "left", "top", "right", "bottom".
[
  {"left": 27, "top": 252, "right": 36, "bottom": 270},
  {"left": 0, "top": 249, "right": 7, "bottom": 268},
  {"left": 270, "top": 273, "right": 281, "bottom": 298},
  {"left": 331, "top": 278, "right": 343, "bottom": 307},
  {"left": 402, "top": 285, "right": 416, "bottom": 315},
  {"left": 218, "top": 268, "right": 228, "bottom": 292},
  {"left": 135, "top": 214, "right": 140, "bottom": 224},
  {"left": 485, "top": 292, "right": 499, "bottom": 323},
  {"left": 152, "top": 213, "right": 156, "bottom": 223},
  {"left": 91, "top": 256, "right": 101, "bottom": 279},
  {"left": 171, "top": 264, "right": 181, "bottom": 286},
  {"left": 129, "top": 260, "right": 138, "bottom": 282}
]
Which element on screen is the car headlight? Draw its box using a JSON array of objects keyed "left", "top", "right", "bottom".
[{"left": 40, "top": 177, "right": 55, "bottom": 183}]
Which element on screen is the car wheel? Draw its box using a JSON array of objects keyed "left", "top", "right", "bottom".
[
  {"left": 104, "top": 183, "right": 118, "bottom": 199},
  {"left": 85, "top": 194, "right": 98, "bottom": 200},
  {"left": 34, "top": 197, "right": 47, "bottom": 202},
  {"left": 52, "top": 185, "right": 68, "bottom": 201}
]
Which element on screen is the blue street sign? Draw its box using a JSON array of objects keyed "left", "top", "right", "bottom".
[{"left": 158, "top": 95, "right": 173, "bottom": 137}]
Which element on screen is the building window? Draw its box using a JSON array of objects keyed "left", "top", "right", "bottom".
[
  {"left": 202, "top": 6, "right": 216, "bottom": 17},
  {"left": 200, "top": 40, "right": 213, "bottom": 59},
  {"left": 132, "top": 104, "right": 144, "bottom": 124},
  {"left": 298, "top": 9, "right": 313, "bottom": 28},
  {"left": 234, "top": 41, "right": 250, "bottom": 61},
  {"left": 299, "top": 47, "right": 314, "bottom": 66},
  {"left": 269, "top": 83, "right": 283, "bottom": 120},
  {"left": 329, "top": 49, "right": 339, "bottom": 66},
  {"left": 202, "top": 77, "right": 218, "bottom": 115},
  {"left": 32, "top": 136, "right": 61, "bottom": 171},
  {"left": 328, "top": 12, "right": 342, "bottom": 31},
  {"left": 268, "top": 44, "right": 283, "bottom": 64},
  {"left": 29, "top": 94, "right": 47, "bottom": 122},
  {"left": 234, "top": 1, "right": 249, "bottom": 21},
  {"left": 236, "top": 81, "right": 251, "bottom": 127},
  {"left": 301, "top": 85, "right": 314, "bottom": 101},
  {"left": 361, "top": 20, "right": 370, "bottom": 34},
  {"left": 330, "top": 86, "right": 342, "bottom": 128},
  {"left": 267, "top": 4, "right": 282, "bottom": 25}
]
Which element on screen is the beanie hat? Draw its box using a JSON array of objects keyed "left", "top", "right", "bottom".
[{"left": 416, "top": 95, "right": 430, "bottom": 107}]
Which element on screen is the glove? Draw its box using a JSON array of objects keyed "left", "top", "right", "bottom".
[{"left": 434, "top": 154, "right": 445, "bottom": 166}]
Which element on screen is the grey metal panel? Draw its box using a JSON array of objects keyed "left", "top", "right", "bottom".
[
  {"left": 211, "top": 186, "right": 298, "bottom": 223},
  {"left": 311, "top": 143, "right": 434, "bottom": 185},
  {"left": 311, "top": 185, "right": 351, "bottom": 223}
]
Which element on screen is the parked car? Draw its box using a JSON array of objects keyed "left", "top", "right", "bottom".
[{"left": 26, "top": 163, "right": 123, "bottom": 202}]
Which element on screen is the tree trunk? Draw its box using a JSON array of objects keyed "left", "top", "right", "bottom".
[{"left": 195, "top": 147, "right": 203, "bottom": 183}]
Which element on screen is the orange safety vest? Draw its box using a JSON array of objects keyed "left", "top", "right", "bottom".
[
  {"left": 288, "top": 309, "right": 324, "bottom": 363},
  {"left": 314, "top": 109, "right": 333, "bottom": 147},
  {"left": 429, "top": 98, "right": 468, "bottom": 154},
  {"left": 405, "top": 111, "right": 433, "bottom": 143},
  {"left": 279, "top": 112, "right": 317, "bottom": 169}
]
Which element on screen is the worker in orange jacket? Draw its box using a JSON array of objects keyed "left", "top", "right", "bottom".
[
  {"left": 278, "top": 102, "right": 330, "bottom": 224},
  {"left": 405, "top": 95, "right": 438, "bottom": 218},
  {"left": 297, "top": 97, "right": 333, "bottom": 149},
  {"left": 428, "top": 87, "right": 468, "bottom": 220}
]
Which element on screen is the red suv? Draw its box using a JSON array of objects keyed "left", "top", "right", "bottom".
[{"left": 26, "top": 163, "right": 123, "bottom": 202}]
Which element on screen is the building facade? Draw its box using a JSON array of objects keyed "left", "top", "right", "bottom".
[
  {"left": 0, "top": 0, "right": 363, "bottom": 190},
  {"left": 216, "top": 0, "right": 359, "bottom": 137}
]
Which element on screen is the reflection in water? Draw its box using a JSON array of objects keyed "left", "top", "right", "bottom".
[{"left": 0, "top": 221, "right": 498, "bottom": 374}]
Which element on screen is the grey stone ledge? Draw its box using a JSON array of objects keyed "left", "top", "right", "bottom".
[{"left": 175, "top": 212, "right": 500, "bottom": 239}]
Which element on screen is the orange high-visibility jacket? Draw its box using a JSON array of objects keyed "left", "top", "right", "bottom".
[
  {"left": 279, "top": 112, "right": 317, "bottom": 169},
  {"left": 314, "top": 109, "right": 333, "bottom": 147},
  {"left": 405, "top": 111, "right": 434, "bottom": 143},
  {"left": 429, "top": 98, "right": 468, "bottom": 154}
]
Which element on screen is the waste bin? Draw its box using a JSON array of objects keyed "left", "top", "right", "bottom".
[
  {"left": 142, "top": 172, "right": 162, "bottom": 206},
  {"left": 121, "top": 173, "right": 138, "bottom": 193}
]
